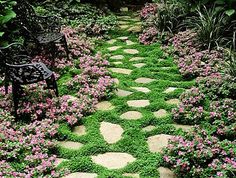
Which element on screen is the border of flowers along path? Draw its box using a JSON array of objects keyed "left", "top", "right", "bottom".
[{"left": 56, "top": 13, "right": 195, "bottom": 177}]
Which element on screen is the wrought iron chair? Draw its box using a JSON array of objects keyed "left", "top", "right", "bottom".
[
  {"left": 0, "top": 43, "right": 59, "bottom": 117},
  {"left": 14, "top": 0, "right": 70, "bottom": 63}
]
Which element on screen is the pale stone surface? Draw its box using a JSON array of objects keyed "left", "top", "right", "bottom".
[
  {"left": 124, "top": 49, "right": 139, "bottom": 54},
  {"left": 126, "top": 40, "right": 135, "bottom": 45},
  {"left": 117, "top": 36, "right": 129, "bottom": 40},
  {"left": 142, "top": 125, "right": 156, "bottom": 132},
  {"left": 114, "top": 78, "right": 119, "bottom": 85},
  {"left": 64, "top": 172, "right": 98, "bottom": 178},
  {"left": 166, "top": 99, "right": 180, "bottom": 105},
  {"left": 132, "top": 63, "right": 146, "bottom": 68},
  {"left": 154, "top": 109, "right": 168, "bottom": 118},
  {"left": 118, "top": 16, "right": 131, "bottom": 19},
  {"left": 119, "top": 21, "right": 129, "bottom": 25},
  {"left": 120, "top": 7, "right": 129, "bottom": 12},
  {"left": 147, "top": 134, "right": 173, "bottom": 153},
  {"left": 123, "top": 173, "right": 140, "bottom": 178},
  {"left": 135, "top": 78, "right": 155, "bottom": 84},
  {"left": 108, "top": 46, "right": 122, "bottom": 51},
  {"left": 54, "top": 158, "right": 67, "bottom": 167},
  {"left": 135, "top": 22, "right": 142, "bottom": 25},
  {"left": 131, "top": 87, "right": 150, "bottom": 93},
  {"left": 129, "top": 57, "right": 144, "bottom": 61},
  {"left": 113, "top": 62, "right": 123, "bottom": 65},
  {"left": 120, "top": 25, "right": 129, "bottom": 29},
  {"left": 59, "top": 141, "right": 84, "bottom": 150},
  {"left": 127, "top": 100, "right": 150, "bottom": 108},
  {"left": 107, "top": 39, "right": 117, "bottom": 44},
  {"left": 158, "top": 167, "right": 176, "bottom": 178},
  {"left": 109, "top": 68, "right": 132, "bottom": 75},
  {"left": 173, "top": 124, "right": 193, "bottom": 132},
  {"left": 96, "top": 101, "right": 115, "bottom": 111},
  {"left": 73, "top": 125, "right": 86, "bottom": 136},
  {"left": 100, "top": 122, "right": 124, "bottom": 144},
  {"left": 115, "top": 89, "right": 133, "bottom": 97},
  {"left": 110, "top": 55, "right": 124, "bottom": 60},
  {"left": 91, "top": 152, "right": 136, "bottom": 169},
  {"left": 161, "top": 67, "right": 171, "bottom": 70},
  {"left": 127, "top": 26, "right": 142, "bottom": 33},
  {"left": 163, "top": 87, "right": 177, "bottom": 93},
  {"left": 120, "top": 111, "right": 143, "bottom": 120}
]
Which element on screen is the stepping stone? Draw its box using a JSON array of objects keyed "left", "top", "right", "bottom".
[
  {"left": 127, "top": 26, "right": 142, "bottom": 33},
  {"left": 119, "top": 21, "right": 129, "bottom": 25},
  {"left": 172, "top": 124, "right": 193, "bottom": 132},
  {"left": 96, "top": 101, "right": 115, "bottom": 111},
  {"left": 54, "top": 158, "right": 68, "bottom": 167},
  {"left": 161, "top": 67, "right": 171, "bottom": 70},
  {"left": 91, "top": 152, "right": 136, "bottom": 169},
  {"left": 117, "top": 36, "right": 129, "bottom": 40},
  {"left": 108, "top": 46, "right": 122, "bottom": 51},
  {"left": 131, "top": 87, "right": 150, "bottom": 93},
  {"left": 147, "top": 134, "right": 173, "bottom": 153},
  {"left": 130, "top": 57, "right": 144, "bottom": 61},
  {"left": 109, "top": 68, "right": 132, "bottom": 75},
  {"left": 135, "top": 78, "right": 155, "bottom": 84},
  {"left": 154, "top": 109, "right": 168, "bottom": 118},
  {"left": 118, "top": 16, "right": 131, "bottom": 19},
  {"left": 120, "top": 25, "right": 129, "bottom": 29},
  {"left": 135, "top": 22, "right": 142, "bottom": 25},
  {"left": 115, "top": 89, "right": 133, "bottom": 97},
  {"left": 113, "top": 62, "right": 123, "bottom": 65},
  {"left": 100, "top": 122, "right": 124, "bottom": 144},
  {"left": 120, "top": 7, "right": 128, "bottom": 12},
  {"left": 58, "top": 141, "right": 84, "bottom": 150},
  {"left": 126, "top": 40, "right": 135, "bottom": 45},
  {"left": 158, "top": 167, "right": 176, "bottom": 178},
  {"left": 107, "top": 39, "right": 117, "bottom": 44},
  {"left": 123, "top": 173, "right": 140, "bottom": 178},
  {"left": 142, "top": 125, "right": 156, "bottom": 132},
  {"left": 163, "top": 87, "right": 177, "bottom": 93},
  {"left": 120, "top": 111, "right": 143, "bottom": 120},
  {"left": 166, "top": 99, "right": 180, "bottom": 105},
  {"left": 132, "top": 63, "right": 146, "bottom": 68},
  {"left": 127, "top": 100, "right": 150, "bottom": 108},
  {"left": 110, "top": 55, "right": 124, "bottom": 60},
  {"left": 113, "top": 78, "right": 119, "bottom": 85},
  {"left": 63, "top": 172, "right": 98, "bottom": 178},
  {"left": 124, "top": 49, "right": 139, "bottom": 54},
  {"left": 73, "top": 125, "right": 86, "bottom": 136}
]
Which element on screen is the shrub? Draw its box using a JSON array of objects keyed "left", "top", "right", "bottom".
[
  {"left": 140, "top": 3, "right": 158, "bottom": 20},
  {"left": 139, "top": 27, "right": 159, "bottom": 45}
]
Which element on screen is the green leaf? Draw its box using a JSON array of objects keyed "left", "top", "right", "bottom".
[
  {"left": 0, "top": 9, "right": 16, "bottom": 24},
  {"left": 225, "top": 9, "right": 236, "bottom": 17},
  {"left": 0, "top": 32, "right": 4, "bottom": 37}
]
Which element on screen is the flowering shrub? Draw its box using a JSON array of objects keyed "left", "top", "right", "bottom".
[
  {"left": 139, "top": 27, "right": 159, "bottom": 45},
  {"left": 140, "top": 3, "right": 158, "bottom": 20},
  {"left": 163, "top": 127, "right": 236, "bottom": 178}
]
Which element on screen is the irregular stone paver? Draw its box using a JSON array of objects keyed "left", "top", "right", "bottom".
[
  {"left": 64, "top": 172, "right": 98, "bottom": 178},
  {"left": 147, "top": 134, "right": 173, "bottom": 153},
  {"left": 100, "top": 122, "right": 124, "bottom": 144},
  {"left": 107, "top": 39, "right": 117, "bottom": 44},
  {"left": 124, "top": 49, "right": 139, "bottom": 54},
  {"left": 91, "top": 152, "right": 136, "bottom": 169},
  {"left": 161, "top": 67, "right": 171, "bottom": 70},
  {"left": 59, "top": 141, "right": 84, "bottom": 150},
  {"left": 163, "top": 87, "right": 177, "bottom": 93},
  {"left": 110, "top": 55, "right": 124, "bottom": 60},
  {"left": 123, "top": 173, "right": 140, "bottom": 178},
  {"left": 73, "top": 125, "right": 86, "bottom": 136},
  {"left": 120, "top": 25, "right": 129, "bottom": 29},
  {"left": 120, "top": 7, "right": 128, "bottom": 12},
  {"left": 96, "top": 101, "right": 115, "bottom": 111},
  {"left": 142, "top": 125, "right": 156, "bottom": 132},
  {"left": 120, "top": 111, "right": 143, "bottom": 120},
  {"left": 130, "top": 57, "right": 144, "bottom": 61},
  {"left": 131, "top": 87, "right": 150, "bottom": 93},
  {"left": 113, "top": 78, "right": 119, "bottom": 85},
  {"left": 166, "top": 99, "right": 180, "bottom": 105},
  {"left": 108, "top": 46, "right": 122, "bottom": 51},
  {"left": 115, "top": 89, "right": 133, "bottom": 97},
  {"left": 54, "top": 158, "right": 68, "bottom": 167},
  {"left": 117, "top": 36, "right": 129, "bottom": 40},
  {"left": 133, "top": 63, "right": 146, "bottom": 68},
  {"left": 173, "top": 124, "right": 193, "bottom": 132},
  {"left": 118, "top": 16, "right": 131, "bottom": 19},
  {"left": 127, "top": 100, "right": 150, "bottom": 108},
  {"left": 127, "top": 26, "right": 142, "bottom": 33},
  {"left": 154, "top": 109, "right": 168, "bottom": 118},
  {"left": 109, "top": 68, "right": 132, "bottom": 75},
  {"left": 135, "top": 78, "right": 155, "bottom": 84},
  {"left": 158, "top": 167, "right": 176, "bottom": 178},
  {"left": 119, "top": 21, "right": 129, "bottom": 25},
  {"left": 126, "top": 40, "right": 135, "bottom": 45},
  {"left": 113, "top": 62, "right": 123, "bottom": 65}
]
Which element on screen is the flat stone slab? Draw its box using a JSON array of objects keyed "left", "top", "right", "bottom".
[
  {"left": 123, "top": 173, "right": 140, "bottom": 178},
  {"left": 166, "top": 99, "right": 180, "bottom": 105},
  {"left": 59, "top": 141, "right": 84, "bottom": 150},
  {"left": 120, "top": 111, "right": 143, "bottom": 120},
  {"left": 124, "top": 49, "right": 139, "bottom": 54},
  {"left": 73, "top": 125, "right": 86, "bottom": 136},
  {"left": 126, "top": 40, "right": 135, "bottom": 45},
  {"left": 54, "top": 158, "right": 68, "bottom": 167},
  {"left": 142, "top": 125, "right": 156, "bottom": 132},
  {"left": 100, "top": 122, "right": 124, "bottom": 144},
  {"left": 131, "top": 87, "right": 150, "bottom": 93},
  {"left": 120, "top": 7, "right": 129, "bottom": 12},
  {"left": 154, "top": 109, "right": 168, "bottom": 118},
  {"left": 147, "top": 134, "right": 173, "bottom": 153},
  {"left": 163, "top": 87, "right": 177, "bottom": 93},
  {"left": 135, "top": 78, "right": 155, "bottom": 84},
  {"left": 64, "top": 172, "right": 98, "bottom": 178},
  {"left": 172, "top": 124, "right": 193, "bottom": 132},
  {"left": 115, "top": 89, "right": 133, "bottom": 97},
  {"left": 113, "top": 62, "right": 123, "bottom": 65},
  {"left": 117, "top": 36, "right": 129, "bottom": 40},
  {"left": 120, "top": 25, "right": 129, "bottom": 29},
  {"left": 127, "top": 100, "right": 150, "bottom": 108},
  {"left": 127, "top": 26, "right": 142, "bottom": 33},
  {"left": 107, "top": 39, "right": 117, "bottom": 44},
  {"left": 133, "top": 63, "right": 146, "bottom": 68},
  {"left": 96, "top": 101, "right": 115, "bottom": 111},
  {"left": 114, "top": 78, "right": 119, "bottom": 85},
  {"left": 158, "top": 167, "right": 176, "bottom": 178},
  {"left": 110, "top": 55, "right": 124, "bottom": 60},
  {"left": 91, "top": 152, "right": 136, "bottom": 169},
  {"left": 108, "top": 46, "right": 122, "bottom": 51},
  {"left": 130, "top": 57, "right": 144, "bottom": 61},
  {"left": 110, "top": 68, "right": 132, "bottom": 75},
  {"left": 119, "top": 21, "right": 129, "bottom": 25}
]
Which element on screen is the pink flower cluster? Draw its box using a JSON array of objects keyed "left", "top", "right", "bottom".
[
  {"left": 139, "top": 27, "right": 159, "bottom": 45},
  {"left": 140, "top": 3, "right": 158, "bottom": 19}
]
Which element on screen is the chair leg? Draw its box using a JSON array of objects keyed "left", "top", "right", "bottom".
[
  {"left": 12, "top": 83, "right": 19, "bottom": 118},
  {"left": 52, "top": 74, "right": 59, "bottom": 97},
  {"left": 62, "top": 35, "right": 70, "bottom": 61},
  {"left": 4, "top": 80, "right": 9, "bottom": 95}
]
